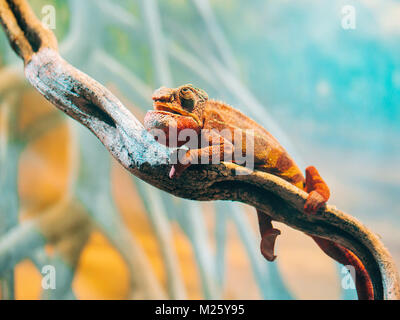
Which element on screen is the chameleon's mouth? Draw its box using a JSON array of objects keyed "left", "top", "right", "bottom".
[{"left": 153, "top": 101, "right": 201, "bottom": 125}]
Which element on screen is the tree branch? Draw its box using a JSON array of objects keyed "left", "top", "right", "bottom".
[{"left": 0, "top": 0, "right": 399, "bottom": 299}]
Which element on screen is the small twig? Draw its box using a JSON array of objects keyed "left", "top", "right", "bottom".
[{"left": 0, "top": 0, "right": 399, "bottom": 299}]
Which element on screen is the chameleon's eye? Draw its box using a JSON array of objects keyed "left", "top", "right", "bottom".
[
  {"left": 180, "top": 96, "right": 195, "bottom": 111},
  {"left": 180, "top": 88, "right": 191, "bottom": 97},
  {"left": 179, "top": 88, "right": 195, "bottom": 110}
]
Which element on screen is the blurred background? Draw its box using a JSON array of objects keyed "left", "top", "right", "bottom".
[{"left": 0, "top": 0, "right": 399, "bottom": 300}]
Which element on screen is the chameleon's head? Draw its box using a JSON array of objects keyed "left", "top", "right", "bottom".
[
  {"left": 144, "top": 84, "right": 208, "bottom": 147},
  {"left": 150, "top": 84, "right": 208, "bottom": 126}
]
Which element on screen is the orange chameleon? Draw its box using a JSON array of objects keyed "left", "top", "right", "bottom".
[{"left": 144, "top": 84, "right": 373, "bottom": 299}]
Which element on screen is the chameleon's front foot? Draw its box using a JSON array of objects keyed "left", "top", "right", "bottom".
[
  {"left": 169, "top": 131, "right": 234, "bottom": 179},
  {"left": 304, "top": 166, "right": 330, "bottom": 214},
  {"left": 169, "top": 149, "right": 194, "bottom": 179}
]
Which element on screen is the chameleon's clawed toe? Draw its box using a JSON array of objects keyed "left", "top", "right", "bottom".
[
  {"left": 169, "top": 165, "right": 177, "bottom": 179},
  {"left": 260, "top": 228, "right": 281, "bottom": 261},
  {"left": 169, "top": 162, "right": 191, "bottom": 179}
]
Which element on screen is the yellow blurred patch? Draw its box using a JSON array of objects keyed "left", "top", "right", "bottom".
[
  {"left": 73, "top": 231, "right": 130, "bottom": 300},
  {"left": 15, "top": 260, "right": 42, "bottom": 300}
]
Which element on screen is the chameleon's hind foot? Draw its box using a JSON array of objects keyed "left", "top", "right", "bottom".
[
  {"left": 304, "top": 166, "right": 330, "bottom": 214},
  {"left": 304, "top": 190, "right": 326, "bottom": 214},
  {"left": 260, "top": 228, "right": 281, "bottom": 261},
  {"left": 257, "top": 210, "right": 281, "bottom": 261}
]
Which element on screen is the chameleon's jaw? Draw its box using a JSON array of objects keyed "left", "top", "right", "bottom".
[
  {"left": 153, "top": 101, "right": 201, "bottom": 126},
  {"left": 153, "top": 101, "right": 182, "bottom": 114}
]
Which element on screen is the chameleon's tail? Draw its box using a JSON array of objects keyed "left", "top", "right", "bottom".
[
  {"left": 303, "top": 166, "right": 373, "bottom": 299},
  {"left": 258, "top": 165, "right": 374, "bottom": 299},
  {"left": 311, "top": 236, "right": 374, "bottom": 300}
]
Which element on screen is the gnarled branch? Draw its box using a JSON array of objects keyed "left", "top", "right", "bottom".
[{"left": 0, "top": 0, "right": 399, "bottom": 299}]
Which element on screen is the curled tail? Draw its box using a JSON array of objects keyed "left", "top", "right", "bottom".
[
  {"left": 311, "top": 236, "right": 374, "bottom": 300},
  {"left": 304, "top": 166, "right": 373, "bottom": 299},
  {"left": 257, "top": 164, "right": 374, "bottom": 299}
]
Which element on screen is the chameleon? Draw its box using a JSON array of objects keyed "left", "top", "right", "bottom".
[{"left": 144, "top": 84, "right": 374, "bottom": 300}]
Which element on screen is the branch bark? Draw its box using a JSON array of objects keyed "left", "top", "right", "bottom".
[{"left": 0, "top": 0, "right": 399, "bottom": 299}]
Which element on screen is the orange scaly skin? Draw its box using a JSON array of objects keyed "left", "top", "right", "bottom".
[{"left": 144, "top": 84, "right": 374, "bottom": 300}]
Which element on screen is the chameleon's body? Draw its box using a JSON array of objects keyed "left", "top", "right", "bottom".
[{"left": 144, "top": 84, "right": 373, "bottom": 299}]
